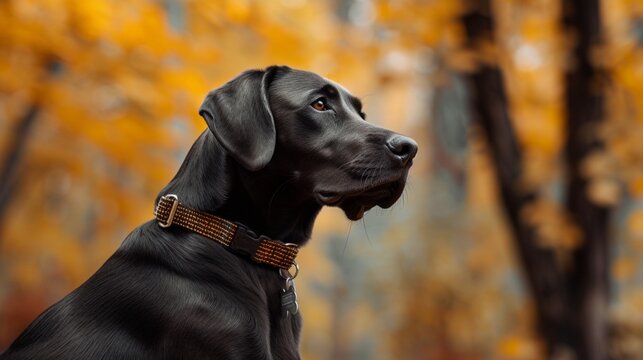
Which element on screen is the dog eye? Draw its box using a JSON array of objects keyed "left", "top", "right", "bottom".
[{"left": 311, "top": 99, "right": 328, "bottom": 111}]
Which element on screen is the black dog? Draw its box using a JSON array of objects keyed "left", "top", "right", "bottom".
[{"left": 1, "top": 66, "right": 417, "bottom": 359}]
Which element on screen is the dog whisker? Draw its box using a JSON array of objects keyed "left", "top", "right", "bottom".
[
  {"left": 374, "top": 163, "right": 384, "bottom": 188},
  {"left": 361, "top": 218, "right": 373, "bottom": 248},
  {"left": 360, "top": 169, "right": 369, "bottom": 189},
  {"left": 371, "top": 168, "right": 379, "bottom": 187},
  {"left": 337, "top": 155, "right": 369, "bottom": 172},
  {"left": 342, "top": 221, "right": 353, "bottom": 258},
  {"left": 359, "top": 166, "right": 369, "bottom": 190},
  {"left": 369, "top": 165, "right": 381, "bottom": 189},
  {"left": 359, "top": 160, "right": 378, "bottom": 190}
]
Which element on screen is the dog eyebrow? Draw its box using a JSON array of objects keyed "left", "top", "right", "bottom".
[
  {"left": 349, "top": 97, "right": 363, "bottom": 112},
  {"left": 321, "top": 84, "right": 340, "bottom": 98},
  {"left": 348, "top": 96, "right": 366, "bottom": 119},
  {"left": 320, "top": 84, "right": 366, "bottom": 119}
]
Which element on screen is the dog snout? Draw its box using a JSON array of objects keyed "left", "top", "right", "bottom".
[{"left": 385, "top": 135, "right": 418, "bottom": 167}]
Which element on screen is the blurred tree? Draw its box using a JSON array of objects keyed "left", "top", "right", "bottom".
[
  {"left": 561, "top": 0, "right": 610, "bottom": 358},
  {"left": 461, "top": 1, "right": 567, "bottom": 358},
  {"left": 370, "top": 0, "right": 643, "bottom": 358},
  {"left": 461, "top": 0, "right": 610, "bottom": 358}
]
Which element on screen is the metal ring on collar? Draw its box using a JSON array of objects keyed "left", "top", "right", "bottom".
[{"left": 279, "top": 260, "right": 299, "bottom": 280}]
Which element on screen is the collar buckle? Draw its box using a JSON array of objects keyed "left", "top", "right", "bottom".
[
  {"left": 229, "top": 223, "right": 267, "bottom": 258},
  {"left": 156, "top": 194, "right": 179, "bottom": 228}
]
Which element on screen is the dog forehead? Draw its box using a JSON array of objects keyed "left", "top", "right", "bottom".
[{"left": 270, "top": 69, "right": 356, "bottom": 102}]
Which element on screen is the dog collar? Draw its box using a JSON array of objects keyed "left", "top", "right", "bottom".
[{"left": 154, "top": 194, "right": 299, "bottom": 271}]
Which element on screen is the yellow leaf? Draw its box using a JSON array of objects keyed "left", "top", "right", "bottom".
[
  {"left": 627, "top": 211, "right": 643, "bottom": 236},
  {"left": 587, "top": 178, "right": 621, "bottom": 206},
  {"left": 498, "top": 335, "right": 539, "bottom": 359},
  {"left": 613, "top": 258, "right": 636, "bottom": 281},
  {"left": 629, "top": 177, "right": 643, "bottom": 197}
]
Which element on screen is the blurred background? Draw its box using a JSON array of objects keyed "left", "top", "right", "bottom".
[{"left": 1, "top": 0, "right": 643, "bottom": 359}]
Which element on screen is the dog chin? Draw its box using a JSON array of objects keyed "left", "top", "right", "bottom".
[{"left": 338, "top": 180, "right": 406, "bottom": 221}]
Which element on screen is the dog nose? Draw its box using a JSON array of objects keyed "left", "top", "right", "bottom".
[{"left": 385, "top": 135, "right": 418, "bottom": 166}]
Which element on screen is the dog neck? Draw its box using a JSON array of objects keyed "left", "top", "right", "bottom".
[{"left": 158, "top": 131, "right": 322, "bottom": 246}]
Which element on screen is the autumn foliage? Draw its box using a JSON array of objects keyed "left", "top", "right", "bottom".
[{"left": 1, "top": 0, "right": 642, "bottom": 359}]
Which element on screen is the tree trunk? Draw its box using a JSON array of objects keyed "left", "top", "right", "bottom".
[
  {"left": 0, "top": 60, "right": 58, "bottom": 242},
  {"left": 0, "top": 105, "right": 39, "bottom": 236},
  {"left": 562, "top": 0, "right": 609, "bottom": 359}
]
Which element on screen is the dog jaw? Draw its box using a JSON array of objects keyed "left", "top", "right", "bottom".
[{"left": 314, "top": 176, "right": 407, "bottom": 220}]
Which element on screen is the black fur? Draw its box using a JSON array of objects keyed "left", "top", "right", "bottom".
[{"left": 1, "top": 66, "right": 417, "bottom": 359}]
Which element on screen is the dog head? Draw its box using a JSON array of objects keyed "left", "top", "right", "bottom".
[{"left": 199, "top": 66, "right": 417, "bottom": 221}]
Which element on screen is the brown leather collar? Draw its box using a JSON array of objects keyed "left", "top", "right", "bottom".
[{"left": 154, "top": 194, "right": 299, "bottom": 270}]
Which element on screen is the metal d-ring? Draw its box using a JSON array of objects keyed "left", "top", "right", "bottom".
[{"left": 279, "top": 260, "right": 299, "bottom": 280}]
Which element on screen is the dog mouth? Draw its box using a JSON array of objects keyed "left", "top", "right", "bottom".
[{"left": 315, "top": 176, "right": 407, "bottom": 221}]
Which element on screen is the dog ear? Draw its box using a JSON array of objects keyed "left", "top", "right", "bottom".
[{"left": 199, "top": 67, "right": 284, "bottom": 171}]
